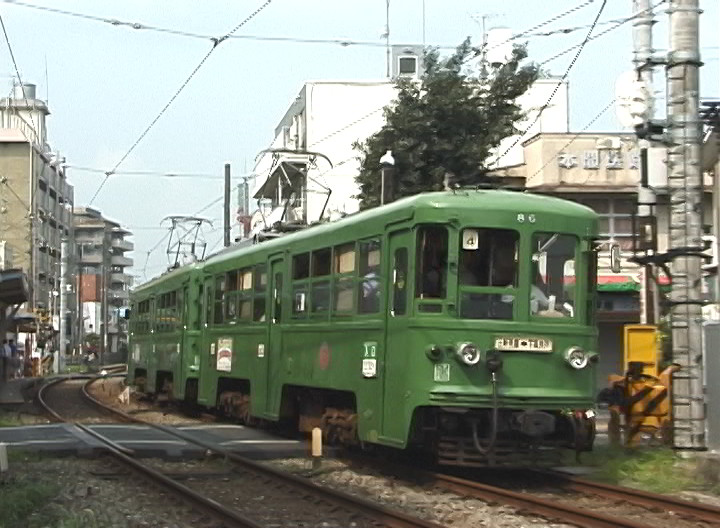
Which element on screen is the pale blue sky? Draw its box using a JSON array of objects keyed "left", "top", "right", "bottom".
[{"left": 0, "top": 0, "right": 717, "bottom": 281}]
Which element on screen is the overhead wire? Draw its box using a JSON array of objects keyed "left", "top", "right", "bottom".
[
  {"left": 525, "top": 98, "right": 617, "bottom": 187},
  {"left": 69, "top": 165, "right": 254, "bottom": 180},
  {"left": 495, "top": 0, "right": 608, "bottom": 163},
  {"left": 87, "top": 0, "right": 274, "bottom": 206},
  {"left": 0, "top": 10, "right": 38, "bottom": 140}
]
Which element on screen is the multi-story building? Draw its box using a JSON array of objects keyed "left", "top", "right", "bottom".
[
  {"left": 0, "top": 82, "right": 74, "bottom": 355},
  {"left": 73, "top": 207, "right": 133, "bottom": 360},
  {"left": 247, "top": 44, "right": 569, "bottom": 237}
]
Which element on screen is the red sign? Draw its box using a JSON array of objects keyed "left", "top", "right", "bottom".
[{"left": 318, "top": 343, "right": 330, "bottom": 370}]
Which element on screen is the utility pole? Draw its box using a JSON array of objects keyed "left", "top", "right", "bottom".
[
  {"left": 224, "top": 163, "right": 231, "bottom": 248},
  {"left": 385, "top": 0, "right": 391, "bottom": 78},
  {"left": 667, "top": 0, "right": 705, "bottom": 449},
  {"left": 59, "top": 239, "right": 67, "bottom": 357},
  {"left": 632, "top": 0, "right": 658, "bottom": 324}
]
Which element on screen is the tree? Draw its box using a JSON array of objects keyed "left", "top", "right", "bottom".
[{"left": 354, "top": 39, "right": 539, "bottom": 209}]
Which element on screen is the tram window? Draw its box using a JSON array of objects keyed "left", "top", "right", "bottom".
[
  {"left": 311, "top": 281, "right": 330, "bottom": 313},
  {"left": 457, "top": 228, "right": 518, "bottom": 321},
  {"left": 312, "top": 248, "right": 331, "bottom": 277},
  {"left": 334, "top": 243, "right": 356, "bottom": 314},
  {"left": 293, "top": 253, "right": 310, "bottom": 280},
  {"left": 392, "top": 248, "right": 408, "bottom": 316},
  {"left": 225, "top": 270, "right": 239, "bottom": 321},
  {"left": 214, "top": 275, "right": 225, "bottom": 325},
  {"left": 334, "top": 243, "right": 355, "bottom": 273},
  {"left": 334, "top": 277, "right": 354, "bottom": 312},
  {"left": 416, "top": 226, "right": 448, "bottom": 299},
  {"left": 254, "top": 264, "right": 267, "bottom": 322},
  {"left": 293, "top": 286, "right": 308, "bottom": 317},
  {"left": 358, "top": 239, "right": 381, "bottom": 314},
  {"left": 459, "top": 229, "right": 519, "bottom": 287},
  {"left": 238, "top": 267, "right": 253, "bottom": 320},
  {"left": 532, "top": 233, "right": 578, "bottom": 318},
  {"left": 273, "top": 273, "right": 282, "bottom": 322}
]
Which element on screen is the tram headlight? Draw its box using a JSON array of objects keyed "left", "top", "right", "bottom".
[
  {"left": 564, "top": 346, "right": 589, "bottom": 370},
  {"left": 456, "top": 342, "right": 481, "bottom": 366}
]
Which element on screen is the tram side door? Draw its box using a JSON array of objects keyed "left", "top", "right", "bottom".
[
  {"left": 264, "top": 256, "right": 284, "bottom": 418},
  {"left": 382, "top": 228, "right": 413, "bottom": 442}
]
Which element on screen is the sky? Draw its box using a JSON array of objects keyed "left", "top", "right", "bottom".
[{"left": 0, "top": 0, "right": 718, "bottom": 284}]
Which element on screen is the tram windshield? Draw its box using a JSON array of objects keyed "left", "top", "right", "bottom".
[{"left": 531, "top": 233, "right": 578, "bottom": 319}]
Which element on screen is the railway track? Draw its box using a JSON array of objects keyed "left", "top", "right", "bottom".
[{"left": 37, "top": 374, "right": 445, "bottom": 528}]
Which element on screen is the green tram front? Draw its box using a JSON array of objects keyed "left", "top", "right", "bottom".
[{"left": 392, "top": 195, "right": 599, "bottom": 466}]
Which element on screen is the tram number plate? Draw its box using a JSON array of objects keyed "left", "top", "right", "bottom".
[{"left": 494, "top": 336, "right": 553, "bottom": 353}]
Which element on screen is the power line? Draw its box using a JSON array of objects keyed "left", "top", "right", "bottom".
[
  {"left": 525, "top": 98, "right": 616, "bottom": 186},
  {"left": 70, "top": 165, "right": 254, "bottom": 180},
  {"left": 539, "top": 0, "right": 667, "bottom": 66},
  {"left": 0, "top": 0, "right": 459, "bottom": 50},
  {"left": 87, "top": 0, "right": 274, "bottom": 206},
  {"left": 496, "top": 0, "right": 608, "bottom": 162},
  {"left": 0, "top": 10, "right": 38, "bottom": 141}
]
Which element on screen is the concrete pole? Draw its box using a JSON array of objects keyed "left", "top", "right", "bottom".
[
  {"left": 385, "top": 0, "right": 391, "bottom": 78},
  {"left": 224, "top": 163, "right": 231, "bottom": 248},
  {"left": 59, "top": 239, "right": 67, "bottom": 357},
  {"left": 667, "top": 0, "right": 705, "bottom": 449},
  {"left": 632, "top": 0, "right": 658, "bottom": 325}
]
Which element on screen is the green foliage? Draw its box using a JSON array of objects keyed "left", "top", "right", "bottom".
[
  {"left": 0, "top": 477, "right": 59, "bottom": 527},
  {"left": 354, "top": 38, "right": 539, "bottom": 209},
  {"left": 585, "top": 447, "right": 698, "bottom": 494}
]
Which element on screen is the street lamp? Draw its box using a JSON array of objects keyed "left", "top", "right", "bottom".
[{"left": 379, "top": 150, "right": 395, "bottom": 206}]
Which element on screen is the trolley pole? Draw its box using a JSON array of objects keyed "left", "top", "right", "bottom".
[
  {"left": 224, "top": 163, "right": 231, "bottom": 248},
  {"left": 667, "top": 0, "right": 705, "bottom": 449},
  {"left": 632, "top": 0, "right": 658, "bottom": 325}
]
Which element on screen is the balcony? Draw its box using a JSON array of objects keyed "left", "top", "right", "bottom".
[
  {"left": 109, "top": 289, "right": 129, "bottom": 300},
  {"left": 79, "top": 253, "right": 103, "bottom": 265},
  {"left": 111, "top": 238, "right": 134, "bottom": 252},
  {"left": 111, "top": 273, "right": 134, "bottom": 286},
  {"left": 111, "top": 255, "right": 133, "bottom": 267}
]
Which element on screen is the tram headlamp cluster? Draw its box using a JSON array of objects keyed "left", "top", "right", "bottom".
[
  {"left": 456, "top": 342, "right": 481, "bottom": 366},
  {"left": 564, "top": 347, "right": 598, "bottom": 370}
]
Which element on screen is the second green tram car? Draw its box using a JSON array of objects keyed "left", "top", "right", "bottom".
[{"left": 128, "top": 191, "right": 601, "bottom": 466}]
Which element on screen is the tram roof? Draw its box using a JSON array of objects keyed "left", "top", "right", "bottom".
[
  {"left": 134, "top": 191, "right": 596, "bottom": 292},
  {"left": 205, "top": 190, "right": 596, "bottom": 265}
]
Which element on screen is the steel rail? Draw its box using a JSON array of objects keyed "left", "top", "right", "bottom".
[
  {"left": 39, "top": 376, "right": 264, "bottom": 527},
  {"left": 536, "top": 469, "right": 720, "bottom": 524},
  {"left": 79, "top": 375, "right": 444, "bottom": 528},
  {"left": 429, "top": 472, "right": 657, "bottom": 528}
]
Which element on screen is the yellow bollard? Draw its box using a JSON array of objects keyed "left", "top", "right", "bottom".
[{"left": 311, "top": 427, "right": 322, "bottom": 471}]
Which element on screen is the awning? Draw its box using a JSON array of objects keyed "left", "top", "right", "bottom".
[{"left": 0, "top": 268, "right": 29, "bottom": 305}]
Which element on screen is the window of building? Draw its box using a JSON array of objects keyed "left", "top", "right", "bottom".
[
  {"left": 415, "top": 226, "right": 448, "bottom": 299},
  {"left": 576, "top": 197, "right": 634, "bottom": 251}
]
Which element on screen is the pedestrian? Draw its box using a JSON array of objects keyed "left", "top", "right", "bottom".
[
  {"left": 9, "top": 340, "right": 20, "bottom": 379},
  {"left": 1, "top": 339, "right": 10, "bottom": 382}
]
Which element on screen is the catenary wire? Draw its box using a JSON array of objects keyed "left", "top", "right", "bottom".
[
  {"left": 0, "top": 11, "right": 38, "bottom": 139},
  {"left": 495, "top": 0, "right": 608, "bottom": 162},
  {"left": 69, "top": 165, "right": 255, "bottom": 180},
  {"left": 525, "top": 98, "right": 616, "bottom": 187},
  {"left": 87, "top": 0, "right": 273, "bottom": 206}
]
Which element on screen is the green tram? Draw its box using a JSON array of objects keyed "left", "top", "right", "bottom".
[{"left": 128, "top": 190, "right": 602, "bottom": 466}]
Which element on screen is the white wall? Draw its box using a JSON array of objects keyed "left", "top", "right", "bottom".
[{"left": 493, "top": 78, "right": 569, "bottom": 168}]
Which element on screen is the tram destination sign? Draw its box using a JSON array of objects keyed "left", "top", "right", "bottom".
[{"left": 494, "top": 336, "right": 553, "bottom": 353}]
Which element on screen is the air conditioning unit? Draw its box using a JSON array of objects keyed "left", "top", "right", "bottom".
[{"left": 596, "top": 137, "right": 622, "bottom": 150}]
